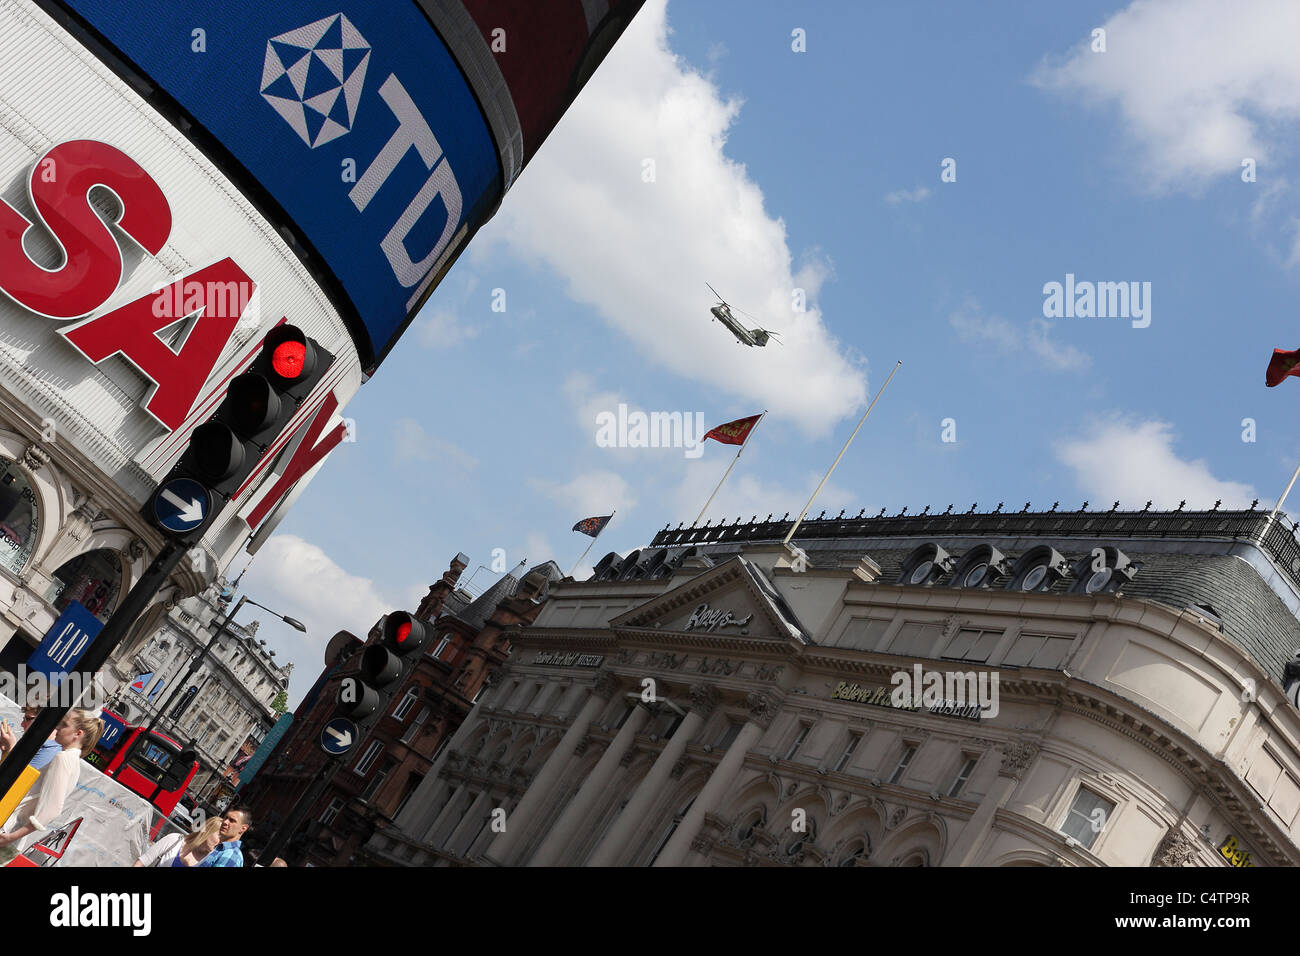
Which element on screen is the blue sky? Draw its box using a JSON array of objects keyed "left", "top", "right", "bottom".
[{"left": 237, "top": 0, "right": 1300, "bottom": 707}]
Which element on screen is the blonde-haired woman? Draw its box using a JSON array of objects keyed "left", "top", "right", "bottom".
[
  {"left": 0, "top": 708, "right": 103, "bottom": 852},
  {"left": 133, "top": 816, "right": 222, "bottom": 867}
]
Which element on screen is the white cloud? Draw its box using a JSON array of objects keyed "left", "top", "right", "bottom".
[
  {"left": 884, "top": 186, "right": 931, "bottom": 205},
  {"left": 413, "top": 308, "right": 479, "bottom": 349},
  {"left": 529, "top": 469, "right": 635, "bottom": 517},
  {"left": 1033, "top": 0, "right": 1300, "bottom": 191},
  {"left": 1055, "top": 418, "right": 1256, "bottom": 509},
  {"left": 471, "top": 0, "right": 867, "bottom": 435},
  {"left": 950, "top": 301, "right": 1091, "bottom": 372},
  {"left": 392, "top": 418, "right": 478, "bottom": 470},
  {"left": 247, "top": 534, "right": 393, "bottom": 684},
  {"left": 563, "top": 373, "right": 626, "bottom": 437}
]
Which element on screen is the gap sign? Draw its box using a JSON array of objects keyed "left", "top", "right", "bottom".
[{"left": 27, "top": 601, "right": 104, "bottom": 680}]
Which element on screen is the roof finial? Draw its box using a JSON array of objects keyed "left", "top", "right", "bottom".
[
  {"left": 1079, "top": 501, "right": 1089, "bottom": 512},
  {"left": 1211, "top": 500, "right": 1221, "bottom": 511},
  {"left": 1049, "top": 501, "right": 1059, "bottom": 512},
  {"left": 993, "top": 502, "right": 1003, "bottom": 514},
  {"left": 1251, "top": 499, "right": 1260, "bottom": 510},
  {"left": 1021, "top": 502, "right": 1030, "bottom": 513},
  {"left": 943, "top": 504, "right": 953, "bottom": 515}
]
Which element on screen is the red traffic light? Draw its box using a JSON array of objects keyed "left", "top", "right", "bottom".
[
  {"left": 382, "top": 612, "right": 429, "bottom": 655},
  {"left": 263, "top": 325, "right": 316, "bottom": 385},
  {"left": 272, "top": 340, "right": 306, "bottom": 379}
]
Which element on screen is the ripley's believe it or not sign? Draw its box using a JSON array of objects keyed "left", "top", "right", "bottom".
[{"left": 0, "top": 0, "right": 643, "bottom": 559}]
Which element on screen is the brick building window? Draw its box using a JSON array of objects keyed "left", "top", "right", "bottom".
[
  {"left": 401, "top": 706, "right": 430, "bottom": 744},
  {"left": 362, "top": 758, "right": 397, "bottom": 803},
  {"left": 319, "top": 798, "right": 344, "bottom": 826},
  {"left": 354, "top": 741, "right": 383, "bottom": 776},
  {"left": 392, "top": 687, "right": 419, "bottom": 721}
]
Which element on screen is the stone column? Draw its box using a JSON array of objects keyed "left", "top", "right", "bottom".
[
  {"left": 444, "top": 789, "right": 492, "bottom": 855},
  {"left": 586, "top": 684, "right": 716, "bottom": 867},
  {"left": 483, "top": 672, "right": 617, "bottom": 865},
  {"left": 652, "top": 691, "right": 778, "bottom": 867},
  {"left": 423, "top": 784, "right": 470, "bottom": 845},
  {"left": 941, "top": 739, "right": 1038, "bottom": 866},
  {"left": 529, "top": 699, "right": 651, "bottom": 866}
]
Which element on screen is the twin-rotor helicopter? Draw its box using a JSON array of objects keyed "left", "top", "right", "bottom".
[{"left": 706, "top": 282, "right": 781, "bottom": 348}]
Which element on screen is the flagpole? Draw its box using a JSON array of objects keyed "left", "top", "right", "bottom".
[
  {"left": 1271, "top": 463, "right": 1300, "bottom": 519},
  {"left": 783, "top": 361, "right": 902, "bottom": 548},
  {"left": 569, "top": 510, "right": 615, "bottom": 578},
  {"left": 695, "top": 410, "right": 766, "bottom": 525}
]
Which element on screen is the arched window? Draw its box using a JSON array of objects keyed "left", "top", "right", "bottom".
[
  {"left": 837, "top": 838, "right": 870, "bottom": 867},
  {"left": 45, "top": 548, "right": 123, "bottom": 622},
  {"left": 0, "top": 459, "right": 39, "bottom": 576}
]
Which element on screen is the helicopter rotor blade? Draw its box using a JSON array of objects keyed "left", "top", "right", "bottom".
[{"left": 705, "top": 281, "right": 725, "bottom": 303}]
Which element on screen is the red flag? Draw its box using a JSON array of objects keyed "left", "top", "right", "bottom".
[
  {"left": 1266, "top": 347, "right": 1300, "bottom": 387},
  {"left": 705, "top": 414, "right": 762, "bottom": 446}
]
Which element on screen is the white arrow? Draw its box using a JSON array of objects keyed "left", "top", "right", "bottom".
[
  {"left": 325, "top": 725, "right": 352, "bottom": 748},
  {"left": 161, "top": 488, "right": 205, "bottom": 524}
]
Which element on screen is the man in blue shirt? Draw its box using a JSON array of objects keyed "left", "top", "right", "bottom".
[
  {"left": 0, "top": 704, "right": 61, "bottom": 770},
  {"left": 201, "top": 808, "right": 251, "bottom": 867}
]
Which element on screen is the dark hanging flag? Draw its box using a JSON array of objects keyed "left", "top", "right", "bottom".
[
  {"left": 573, "top": 515, "right": 613, "bottom": 537},
  {"left": 1266, "top": 347, "right": 1300, "bottom": 387}
]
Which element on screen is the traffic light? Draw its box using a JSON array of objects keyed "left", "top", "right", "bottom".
[
  {"left": 334, "top": 612, "right": 430, "bottom": 727},
  {"left": 147, "top": 324, "right": 335, "bottom": 537}
]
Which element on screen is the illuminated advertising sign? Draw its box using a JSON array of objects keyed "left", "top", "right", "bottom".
[{"left": 62, "top": 0, "right": 502, "bottom": 369}]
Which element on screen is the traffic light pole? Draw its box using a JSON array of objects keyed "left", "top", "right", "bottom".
[
  {"left": 257, "top": 755, "right": 346, "bottom": 865},
  {"left": 0, "top": 540, "right": 186, "bottom": 814}
]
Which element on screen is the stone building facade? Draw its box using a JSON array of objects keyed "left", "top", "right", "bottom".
[
  {"left": 364, "top": 507, "right": 1300, "bottom": 867},
  {"left": 246, "top": 555, "right": 561, "bottom": 866},
  {"left": 103, "top": 580, "right": 293, "bottom": 800}
]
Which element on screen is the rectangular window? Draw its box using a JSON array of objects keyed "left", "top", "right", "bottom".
[
  {"left": 430, "top": 636, "right": 451, "bottom": 660},
  {"left": 353, "top": 741, "right": 383, "bottom": 776},
  {"left": 716, "top": 719, "right": 742, "bottom": 751},
  {"left": 361, "top": 758, "right": 396, "bottom": 802},
  {"left": 392, "top": 687, "right": 419, "bottom": 721},
  {"left": 784, "top": 723, "right": 810, "bottom": 761},
  {"left": 401, "top": 706, "right": 430, "bottom": 744},
  {"left": 614, "top": 701, "right": 637, "bottom": 730},
  {"left": 948, "top": 756, "right": 979, "bottom": 797},
  {"left": 319, "top": 798, "right": 344, "bottom": 826},
  {"left": 942, "top": 628, "right": 1002, "bottom": 663},
  {"left": 833, "top": 731, "right": 863, "bottom": 773},
  {"left": 889, "top": 745, "right": 917, "bottom": 785},
  {"left": 1062, "top": 788, "right": 1116, "bottom": 850}
]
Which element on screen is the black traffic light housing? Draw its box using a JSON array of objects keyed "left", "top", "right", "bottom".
[
  {"left": 147, "top": 324, "right": 335, "bottom": 535},
  {"left": 334, "top": 612, "right": 430, "bottom": 727}
]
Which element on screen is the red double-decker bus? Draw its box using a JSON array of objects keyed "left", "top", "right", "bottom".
[{"left": 86, "top": 709, "right": 198, "bottom": 836}]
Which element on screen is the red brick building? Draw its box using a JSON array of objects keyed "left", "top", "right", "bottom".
[{"left": 242, "top": 554, "right": 561, "bottom": 866}]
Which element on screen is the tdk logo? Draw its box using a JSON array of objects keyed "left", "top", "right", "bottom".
[
  {"left": 261, "top": 13, "right": 370, "bottom": 148},
  {"left": 259, "top": 12, "right": 464, "bottom": 310}
]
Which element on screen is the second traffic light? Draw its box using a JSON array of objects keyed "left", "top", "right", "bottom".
[
  {"left": 148, "top": 324, "right": 335, "bottom": 535},
  {"left": 335, "top": 611, "right": 430, "bottom": 726}
]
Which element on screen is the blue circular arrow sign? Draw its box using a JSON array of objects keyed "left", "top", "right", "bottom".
[
  {"left": 321, "top": 717, "right": 358, "bottom": 757},
  {"left": 152, "top": 478, "right": 211, "bottom": 534}
]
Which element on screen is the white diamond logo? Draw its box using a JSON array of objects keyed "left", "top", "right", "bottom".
[{"left": 260, "top": 13, "right": 370, "bottom": 149}]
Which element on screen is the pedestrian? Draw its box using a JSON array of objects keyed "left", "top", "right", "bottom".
[
  {"left": 0, "top": 697, "right": 62, "bottom": 770},
  {"left": 132, "top": 816, "right": 222, "bottom": 867},
  {"left": 199, "top": 808, "right": 251, "bottom": 867},
  {"left": 0, "top": 708, "right": 103, "bottom": 856}
]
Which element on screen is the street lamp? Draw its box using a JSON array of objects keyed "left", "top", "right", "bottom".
[{"left": 137, "top": 593, "right": 305, "bottom": 761}]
